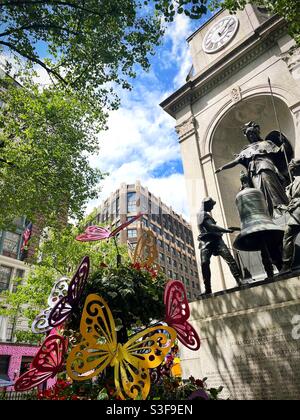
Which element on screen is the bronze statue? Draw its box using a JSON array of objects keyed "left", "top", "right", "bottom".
[
  {"left": 234, "top": 186, "right": 284, "bottom": 279},
  {"left": 216, "top": 121, "right": 290, "bottom": 218},
  {"left": 278, "top": 159, "right": 300, "bottom": 273},
  {"left": 197, "top": 197, "right": 242, "bottom": 294}
]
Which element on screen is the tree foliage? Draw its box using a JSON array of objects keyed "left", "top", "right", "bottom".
[
  {"left": 0, "top": 0, "right": 163, "bottom": 111},
  {"left": 0, "top": 77, "right": 104, "bottom": 228}
]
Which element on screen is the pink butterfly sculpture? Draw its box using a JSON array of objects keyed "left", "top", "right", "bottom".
[
  {"left": 15, "top": 333, "right": 67, "bottom": 392},
  {"left": 76, "top": 213, "right": 143, "bottom": 242},
  {"left": 48, "top": 256, "right": 90, "bottom": 328},
  {"left": 164, "top": 280, "right": 201, "bottom": 351}
]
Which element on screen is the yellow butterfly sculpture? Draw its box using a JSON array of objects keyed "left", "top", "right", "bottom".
[
  {"left": 131, "top": 229, "right": 159, "bottom": 268},
  {"left": 66, "top": 294, "right": 176, "bottom": 400}
]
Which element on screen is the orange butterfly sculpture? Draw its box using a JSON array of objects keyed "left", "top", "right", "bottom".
[
  {"left": 129, "top": 229, "right": 159, "bottom": 268},
  {"left": 66, "top": 294, "right": 176, "bottom": 400}
]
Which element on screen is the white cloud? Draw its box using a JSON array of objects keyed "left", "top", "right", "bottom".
[{"left": 87, "top": 15, "right": 197, "bottom": 223}]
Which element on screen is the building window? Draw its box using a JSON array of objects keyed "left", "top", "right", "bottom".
[
  {"left": 12, "top": 269, "right": 25, "bottom": 293},
  {"left": 150, "top": 223, "right": 156, "bottom": 232},
  {"left": 192, "top": 281, "right": 195, "bottom": 288},
  {"left": 127, "top": 229, "right": 137, "bottom": 239},
  {"left": 0, "top": 355, "right": 10, "bottom": 376},
  {"left": 0, "top": 231, "right": 21, "bottom": 259},
  {"left": 116, "top": 197, "right": 120, "bottom": 216},
  {"left": 20, "top": 356, "right": 34, "bottom": 375},
  {"left": 157, "top": 239, "right": 163, "bottom": 248},
  {"left": 0, "top": 265, "right": 12, "bottom": 292},
  {"left": 180, "top": 264, "right": 183, "bottom": 270},
  {"left": 159, "top": 252, "right": 165, "bottom": 261},
  {"left": 127, "top": 192, "right": 136, "bottom": 213},
  {"left": 167, "top": 270, "right": 172, "bottom": 278},
  {"left": 167, "top": 256, "right": 171, "bottom": 265},
  {"left": 142, "top": 218, "right": 149, "bottom": 228},
  {"left": 173, "top": 260, "right": 177, "bottom": 268},
  {"left": 186, "top": 279, "right": 190, "bottom": 286},
  {"left": 165, "top": 244, "right": 170, "bottom": 252}
]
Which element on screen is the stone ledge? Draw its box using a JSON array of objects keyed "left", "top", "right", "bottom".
[{"left": 189, "top": 272, "right": 300, "bottom": 321}]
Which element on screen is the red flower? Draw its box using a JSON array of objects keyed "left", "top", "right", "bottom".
[{"left": 195, "top": 379, "right": 204, "bottom": 388}]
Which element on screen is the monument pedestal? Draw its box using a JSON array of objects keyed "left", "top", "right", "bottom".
[{"left": 181, "top": 274, "right": 300, "bottom": 400}]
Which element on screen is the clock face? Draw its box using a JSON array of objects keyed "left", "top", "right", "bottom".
[{"left": 203, "top": 16, "right": 239, "bottom": 54}]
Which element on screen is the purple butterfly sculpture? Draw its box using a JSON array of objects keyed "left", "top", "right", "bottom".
[
  {"left": 76, "top": 213, "right": 143, "bottom": 242},
  {"left": 48, "top": 256, "right": 90, "bottom": 328}
]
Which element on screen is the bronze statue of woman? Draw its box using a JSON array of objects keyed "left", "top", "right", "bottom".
[{"left": 215, "top": 121, "right": 290, "bottom": 218}]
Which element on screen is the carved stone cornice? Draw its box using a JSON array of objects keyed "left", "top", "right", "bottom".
[{"left": 175, "top": 117, "right": 196, "bottom": 142}]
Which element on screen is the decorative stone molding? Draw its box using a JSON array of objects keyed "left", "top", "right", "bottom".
[
  {"left": 175, "top": 117, "right": 196, "bottom": 141},
  {"left": 281, "top": 46, "right": 300, "bottom": 81},
  {"left": 230, "top": 86, "right": 242, "bottom": 103},
  {"left": 169, "top": 25, "right": 287, "bottom": 115}
]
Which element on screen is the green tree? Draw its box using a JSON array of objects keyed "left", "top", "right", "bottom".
[
  {"left": 0, "top": 0, "right": 163, "bottom": 111},
  {"left": 0, "top": 77, "right": 104, "bottom": 229}
]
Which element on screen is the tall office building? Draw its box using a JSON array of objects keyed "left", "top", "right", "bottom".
[{"left": 92, "top": 181, "right": 202, "bottom": 300}]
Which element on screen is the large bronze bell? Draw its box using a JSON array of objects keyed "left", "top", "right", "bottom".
[{"left": 233, "top": 188, "right": 284, "bottom": 252}]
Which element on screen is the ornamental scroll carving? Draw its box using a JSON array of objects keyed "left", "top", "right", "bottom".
[
  {"left": 175, "top": 117, "right": 196, "bottom": 141},
  {"left": 230, "top": 86, "right": 242, "bottom": 103},
  {"left": 281, "top": 46, "right": 300, "bottom": 81}
]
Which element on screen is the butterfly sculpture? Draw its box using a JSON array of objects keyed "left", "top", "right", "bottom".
[
  {"left": 164, "top": 280, "right": 201, "bottom": 351},
  {"left": 130, "top": 229, "right": 159, "bottom": 268},
  {"left": 76, "top": 213, "right": 143, "bottom": 242},
  {"left": 66, "top": 294, "right": 176, "bottom": 400},
  {"left": 15, "top": 333, "right": 67, "bottom": 392},
  {"left": 47, "top": 256, "right": 90, "bottom": 328},
  {"left": 31, "top": 277, "right": 69, "bottom": 334}
]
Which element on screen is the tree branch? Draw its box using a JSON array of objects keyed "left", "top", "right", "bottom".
[
  {"left": 0, "top": 40, "right": 67, "bottom": 84},
  {"left": 0, "top": 23, "right": 80, "bottom": 38},
  {"left": 0, "top": 1, "right": 105, "bottom": 17}
]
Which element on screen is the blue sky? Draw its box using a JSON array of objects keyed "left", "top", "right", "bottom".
[{"left": 87, "top": 13, "right": 212, "bottom": 221}]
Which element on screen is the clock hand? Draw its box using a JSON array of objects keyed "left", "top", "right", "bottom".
[{"left": 218, "top": 19, "right": 233, "bottom": 37}]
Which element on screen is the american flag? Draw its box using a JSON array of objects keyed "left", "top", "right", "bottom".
[{"left": 20, "top": 222, "right": 33, "bottom": 256}]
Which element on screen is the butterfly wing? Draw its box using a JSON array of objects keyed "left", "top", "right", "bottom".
[
  {"left": 110, "top": 213, "right": 143, "bottom": 237},
  {"left": 67, "top": 256, "right": 90, "bottom": 305},
  {"left": 47, "top": 277, "right": 69, "bottom": 307},
  {"left": 164, "top": 280, "right": 201, "bottom": 351},
  {"left": 32, "top": 277, "right": 69, "bottom": 334},
  {"left": 15, "top": 334, "right": 67, "bottom": 392},
  {"left": 133, "top": 229, "right": 159, "bottom": 266},
  {"left": 66, "top": 294, "right": 117, "bottom": 381},
  {"left": 14, "top": 369, "right": 53, "bottom": 392},
  {"left": 48, "top": 256, "right": 90, "bottom": 328},
  {"left": 76, "top": 226, "right": 111, "bottom": 242},
  {"left": 114, "top": 326, "right": 176, "bottom": 400},
  {"left": 31, "top": 307, "right": 53, "bottom": 334}
]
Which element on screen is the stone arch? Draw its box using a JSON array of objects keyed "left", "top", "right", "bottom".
[
  {"left": 208, "top": 93, "right": 296, "bottom": 229},
  {"left": 202, "top": 85, "right": 298, "bottom": 157}
]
